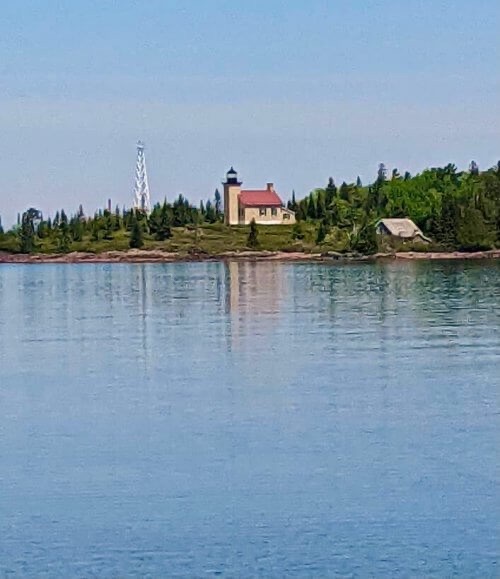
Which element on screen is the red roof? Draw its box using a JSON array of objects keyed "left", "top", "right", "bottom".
[{"left": 239, "top": 189, "right": 283, "bottom": 207}]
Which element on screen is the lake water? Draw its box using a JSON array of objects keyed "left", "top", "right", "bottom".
[{"left": 0, "top": 261, "right": 498, "bottom": 577}]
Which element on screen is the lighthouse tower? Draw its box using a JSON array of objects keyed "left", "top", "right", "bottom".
[{"left": 223, "top": 167, "right": 242, "bottom": 225}]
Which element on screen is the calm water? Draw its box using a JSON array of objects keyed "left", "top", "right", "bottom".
[{"left": 0, "top": 261, "right": 498, "bottom": 577}]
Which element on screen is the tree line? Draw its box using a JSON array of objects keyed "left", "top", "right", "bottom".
[
  {"left": 0, "top": 190, "right": 223, "bottom": 253},
  {"left": 0, "top": 162, "right": 499, "bottom": 254},
  {"left": 287, "top": 161, "right": 500, "bottom": 252}
]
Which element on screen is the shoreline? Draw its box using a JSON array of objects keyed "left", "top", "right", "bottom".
[{"left": 0, "top": 249, "right": 499, "bottom": 264}]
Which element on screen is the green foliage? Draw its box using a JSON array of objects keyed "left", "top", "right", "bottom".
[
  {"left": 316, "top": 220, "right": 328, "bottom": 244},
  {"left": 19, "top": 209, "right": 39, "bottom": 253},
  {"left": 353, "top": 222, "right": 378, "bottom": 255},
  {"left": 150, "top": 201, "right": 173, "bottom": 241},
  {"left": 247, "top": 218, "right": 259, "bottom": 248},
  {"left": 2, "top": 161, "right": 498, "bottom": 257},
  {"left": 457, "top": 207, "right": 494, "bottom": 251},
  {"left": 292, "top": 221, "right": 305, "bottom": 240},
  {"left": 58, "top": 219, "right": 71, "bottom": 253},
  {"left": 129, "top": 213, "right": 144, "bottom": 249}
]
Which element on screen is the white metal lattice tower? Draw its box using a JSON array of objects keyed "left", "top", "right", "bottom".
[{"left": 133, "top": 141, "right": 151, "bottom": 213}]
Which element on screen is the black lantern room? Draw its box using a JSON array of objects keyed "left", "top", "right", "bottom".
[{"left": 225, "top": 167, "right": 241, "bottom": 185}]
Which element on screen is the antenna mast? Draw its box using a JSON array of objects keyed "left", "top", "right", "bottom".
[{"left": 133, "top": 141, "right": 151, "bottom": 213}]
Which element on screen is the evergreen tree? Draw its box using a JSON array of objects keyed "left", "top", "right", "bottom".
[
  {"left": 316, "top": 190, "right": 327, "bottom": 219},
  {"left": 295, "top": 200, "right": 306, "bottom": 221},
  {"left": 103, "top": 210, "right": 113, "bottom": 240},
  {"left": 457, "top": 207, "right": 494, "bottom": 251},
  {"left": 58, "top": 220, "right": 71, "bottom": 252},
  {"left": 247, "top": 218, "right": 259, "bottom": 248},
  {"left": 214, "top": 189, "right": 222, "bottom": 216},
  {"left": 325, "top": 178, "right": 337, "bottom": 206},
  {"left": 129, "top": 212, "right": 144, "bottom": 249},
  {"left": 307, "top": 194, "right": 316, "bottom": 219},
  {"left": 155, "top": 202, "right": 172, "bottom": 241},
  {"left": 353, "top": 222, "right": 378, "bottom": 254},
  {"left": 436, "top": 190, "right": 459, "bottom": 247},
  {"left": 0, "top": 216, "right": 3, "bottom": 236},
  {"left": 70, "top": 217, "right": 84, "bottom": 242},
  {"left": 339, "top": 182, "right": 350, "bottom": 202},
  {"left": 356, "top": 176, "right": 362, "bottom": 188},
  {"left": 19, "top": 211, "right": 36, "bottom": 253},
  {"left": 205, "top": 200, "right": 217, "bottom": 223},
  {"left": 91, "top": 218, "right": 100, "bottom": 241},
  {"left": 316, "top": 219, "right": 328, "bottom": 244},
  {"left": 377, "top": 163, "right": 387, "bottom": 183},
  {"left": 113, "top": 205, "right": 122, "bottom": 231}
]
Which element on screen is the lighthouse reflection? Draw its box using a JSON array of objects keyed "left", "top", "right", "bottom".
[{"left": 223, "top": 260, "right": 287, "bottom": 350}]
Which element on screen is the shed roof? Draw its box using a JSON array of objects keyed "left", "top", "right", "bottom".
[{"left": 377, "top": 218, "right": 430, "bottom": 241}]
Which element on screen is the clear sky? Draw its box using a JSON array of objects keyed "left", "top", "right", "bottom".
[{"left": 1, "top": 0, "right": 499, "bottom": 224}]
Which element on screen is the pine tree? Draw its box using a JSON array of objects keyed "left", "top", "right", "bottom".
[
  {"left": 325, "top": 178, "right": 337, "bottom": 206},
  {"left": 316, "top": 190, "right": 327, "bottom": 219},
  {"left": 103, "top": 210, "right": 113, "bottom": 240},
  {"left": 0, "top": 216, "right": 4, "bottom": 236},
  {"left": 247, "top": 218, "right": 259, "bottom": 248},
  {"left": 91, "top": 219, "right": 100, "bottom": 241},
  {"left": 70, "top": 217, "right": 84, "bottom": 242},
  {"left": 129, "top": 212, "right": 144, "bottom": 249},
  {"left": 339, "top": 182, "right": 350, "bottom": 202},
  {"left": 113, "top": 205, "right": 122, "bottom": 231},
  {"left": 353, "top": 222, "right": 378, "bottom": 254},
  {"left": 469, "top": 160, "right": 479, "bottom": 176},
  {"left": 205, "top": 200, "right": 216, "bottom": 223},
  {"left": 316, "top": 219, "right": 328, "bottom": 244},
  {"left": 19, "top": 211, "right": 36, "bottom": 253},
  {"left": 155, "top": 202, "right": 172, "bottom": 241},
  {"left": 436, "top": 190, "right": 459, "bottom": 247},
  {"left": 214, "top": 189, "right": 222, "bottom": 217},
  {"left": 307, "top": 194, "right": 316, "bottom": 219},
  {"left": 377, "top": 163, "right": 387, "bottom": 183},
  {"left": 457, "top": 207, "right": 494, "bottom": 251},
  {"left": 58, "top": 220, "right": 71, "bottom": 252}
]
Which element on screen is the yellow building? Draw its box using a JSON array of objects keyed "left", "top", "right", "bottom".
[{"left": 223, "top": 167, "right": 295, "bottom": 225}]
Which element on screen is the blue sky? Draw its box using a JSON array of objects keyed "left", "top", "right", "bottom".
[{"left": 1, "top": 0, "right": 499, "bottom": 224}]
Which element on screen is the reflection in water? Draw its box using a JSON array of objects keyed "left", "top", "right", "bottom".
[
  {"left": 224, "top": 260, "right": 286, "bottom": 350},
  {"left": 0, "top": 260, "right": 498, "bottom": 577}
]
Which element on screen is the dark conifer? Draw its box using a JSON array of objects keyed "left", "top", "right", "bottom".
[
  {"left": 129, "top": 212, "right": 144, "bottom": 249},
  {"left": 247, "top": 218, "right": 259, "bottom": 248},
  {"left": 316, "top": 219, "right": 328, "bottom": 244}
]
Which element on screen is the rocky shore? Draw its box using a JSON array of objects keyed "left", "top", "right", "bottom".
[{"left": 0, "top": 249, "right": 499, "bottom": 264}]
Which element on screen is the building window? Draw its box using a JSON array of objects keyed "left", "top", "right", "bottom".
[
  {"left": 259, "top": 208, "right": 266, "bottom": 216},
  {"left": 271, "top": 208, "right": 278, "bottom": 217},
  {"left": 283, "top": 213, "right": 290, "bottom": 220}
]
